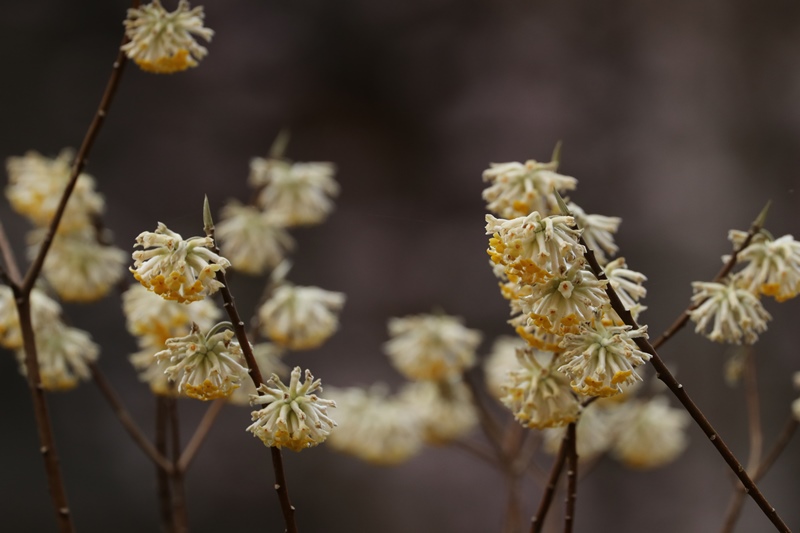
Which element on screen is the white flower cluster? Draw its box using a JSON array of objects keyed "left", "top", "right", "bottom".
[
  {"left": 5, "top": 150, "right": 126, "bottom": 302},
  {"left": 483, "top": 146, "right": 649, "bottom": 408}
]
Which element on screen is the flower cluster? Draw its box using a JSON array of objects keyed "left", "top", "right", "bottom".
[
  {"left": 258, "top": 283, "right": 346, "bottom": 350},
  {"left": 6, "top": 150, "right": 126, "bottom": 302},
  {"left": 247, "top": 367, "right": 336, "bottom": 451},
  {"left": 122, "top": 0, "right": 213, "bottom": 74},
  {"left": 131, "top": 222, "right": 231, "bottom": 303}
]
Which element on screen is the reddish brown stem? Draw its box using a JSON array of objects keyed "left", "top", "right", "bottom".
[
  {"left": 563, "top": 423, "right": 578, "bottom": 533},
  {"left": 531, "top": 428, "right": 570, "bottom": 533},
  {"left": 155, "top": 396, "right": 174, "bottom": 533},
  {"left": 167, "top": 398, "right": 188, "bottom": 533}
]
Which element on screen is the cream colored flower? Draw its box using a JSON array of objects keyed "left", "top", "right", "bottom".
[
  {"left": 568, "top": 202, "right": 621, "bottom": 266},
  {"left": 247, "top": 367, "right": 336, "bottom": 451},
  {"left": 16, "top": 322, "right": 100, "bottom": 391},
  {"left": 131, "top": 222, "right": 231, "bottom": 303},
  {"left": 250, "top": 160, "right": 339, "bottom": 226},
  {"left": 483, "top": 336, "right": 528, "bottom": 399},
  {"left": 558, "top": 318, "right": 651, "bottom": 397},
  {"left": 688, "top": 279, "right": 771, "bottom": 344},
  {"left": 123, "top": 284, "right": 221, "bottom": 344},
  {"left": 215, "top": 201, "right": 294, "bottom": 275},
  {"left": 122, "top": 0, "right": 213, "bottom": 74},
  {"left": 156, "top": 322, "right": 249, "bottom": 400},
  {"left": 603, "top": 257, "right": 647, "bottom": 312},
  {"left": 399, "top": 379, "right": 477, "bottom": 445},
  {"left": 0, "top": 287, "right": 61, "bottom": 350},
  {"left": 258, "top": 284, "right": 345, "bottom": 350},
  {"left": 727, "top": 230, "right": 800, "bottom": 302},
  {"left": 501, "top": 348, "right": 579, "bottom": 429},
  {"left": 482, "top": 157, "right": 577, "bottom": 217},
  {"left": 610, "top": 397, "right": 689, "bottom": 469},
  {"left": 385, "top": 313, "right": 481, "bottom": 381},
  {"left": 6, "top": 149, "right": 103, "bottom": 232},
  {"left": 519, "top": 262, "right": 609, "bottom": 335},
  {"left": 486, "top": 212, "right": 584, "bottom": 282},
  {"left": 326, "top": 385, "right": 423, "bottom": 464},
  {"left": 29, "top": 228, "right": 126, "bottom": 303}
]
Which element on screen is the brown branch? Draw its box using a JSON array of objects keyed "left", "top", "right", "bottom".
[
  {"left": 652, "top": 203, "right": 768, "bottom": 350},
  {"left": 0, "top": 219, "right": 22, "bottom": 285},
  {"left": 167, "top": 397, "right": 188, "bottom": 533},
  {"left": 563, "top": 423, "right": 578, "bottom": 533},
  {"left": 155, "top": 396, "right": 174, "bottom": 533},
  {"left": 90, "top": 363, "right": 172, "bottom": 472},
  {"left": 204, "top": 210, "right": 298, "bottom": 533},
  {"left": 531, "top": 427, "right": 570, "bottom": 533},
  {"left": 177, "top": 399, "right": 225, "bottom": 472},
  {"left": 580, "top": 238, "right": 790, "bottom": 532}
]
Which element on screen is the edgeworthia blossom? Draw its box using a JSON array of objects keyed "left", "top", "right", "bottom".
[
  {"left": 122, "top": 0, "right": 213, "bottom": 74},
  {"left": 16, "top": 322, "right": 100, "bottom": 391},
  {"left": 258, "top": 284, "right": 346, "bottom": 350},
  {"left": 247, "top": 367, "right": 336, "bottom": 451},
  {"left": 727, "top": 230, "right": 800, "bottom": 302},
  {"left": 688, "top": 279, "right": 771, "bottom": 344},
  {"left": 568, "top": 202, "right": 621, "bottom": 266},
  {"left": 399, "top": 379, "right": 477, "bottom": 445},
  {"left": 131, "top": 222, "right": 231, "bottom": 303},
  {"left": 215, "top": 201, "right": 294, "bottom": 275},
  {"left": 0, "top": 287, "right": 61, "bottom": 350},
  {"left": 610, "top": 397, "right": 690, "bottom": 469}
]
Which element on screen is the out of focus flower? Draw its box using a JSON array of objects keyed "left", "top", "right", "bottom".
[
  {"left": 688, "top": 279, "right": 771, "bottom": 345},
  {"left": 326, "top": 385, "right": 423, "bottom": 464},
  {"left": 16, "top": 322, "right": 99, "bottom": 391},
  {"left": 29, "top": 228, "right": 126, "bottom": 302},
  {"left": 501, "top": 348, "right": 579, "bottom": 429},
  {"left": 156, "top": 322, "right": 248, "bottom": 400},
  {"left": 0, "top": 287, "right": 61, "bottom": 350},
  {"left": 247, "top": 367, "right": 336, "bottom": 451},
  {"left": 384, "top": 313, "right": 481, "bottom": 381},
  {"left": 519, "top": 262, "right": 609, "bottom": 335},
  {"left": 610, "top": 397, "right": 690, "bottom": 469},
  {"left": 258, "top": 284, "right": 345, "bottom": 350},
  {"left": 6, "top": 149, "right": 103, "bottom": 231},
  {"left": 122, "top": 0, "right": 213, "bottom": 74},
  {"left": 483, "top": 336, "right": 528, "bottom": 399},
  {"left": 727, "top": 230, "right": 800, "bottom": 302},
  {"left": 543, "top": 402, "right": 615, "bottom": 461},
  {"left": 486, "top": 212, "right": 584, "bottom": 282},
  {"left": 131, "top": 222, "right": 230, "bottom": 303},
  {"left": 123, "top": 284, "right": 220, "bottom": 344},
  {"left": 482, "top": 157, "right": 577, "bottom": 217},
  {"left": 250, "top": 160, "right": 339, "bottom": 226},
  {"left": 558, "top": 318, "right": 651, "bottom": 397},
  {"left": 568, "top": 202, "right": 621, "bottom": 266},
  {"left": 399, "top": 379, "right": 477, "bottom": 445},
  {"left": 215, "top": 201, "right": 294, "bottom": 275}
]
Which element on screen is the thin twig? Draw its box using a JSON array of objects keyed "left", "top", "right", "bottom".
[
  {"left": 177, "top": 399, "right": 226, "bottom": 472},
  {"left": 652, "top": 203, "right": 768, "bottom": 350},
  {"left": 463, "top": 371, "right": 508, "bottom": 463},
  {"left": 0, "top": 219, "right": 22, "bottom": 285},
  {"left": 204, "top": 210, "right": 298, "bottom": 533},
  {"left": 580, "top": 238, "right": 790, "bottom": 532},
  {"left": 531, "top": 428, "right": 570, "bottom": 533},
  {"left": 563, "top": 423, "right": 578, "bottom": 533},
  {"left": 156, "top": 397, "right": 174, "bottom": 533},
  {"left": 90, "top": 363, "right": 172, "bottom": 472},
  {"left": 168, "top": 398, "right": 189, "bottom": 533},
  {"left": 720, "top": 416, "right": 799, "bottom": 533}
]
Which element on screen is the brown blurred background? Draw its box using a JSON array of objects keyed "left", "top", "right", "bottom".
[{"left": 0, "top": 0, "right": 799, "bottom": 531}]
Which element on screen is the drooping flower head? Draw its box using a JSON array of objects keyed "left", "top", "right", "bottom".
[
  {"left": 487, "top": 212, "right": 584, "bottom": 283},
  {"left": 247, "top": 367, "right": 337, "bottom": 451},
  {"left": 482, "top": 156, "right": 577, "bottom": 218},
  {"left": 727, "top": 230, "right": 800, "bottom": 302},
  {"left": 688, "top": 278, "right": 771, "bottom": 345},
  {"left": 155, "top": 322, "right": 249, "bottom": 400},
  {"left": 384, "top": 313, "right": 482, "bottom": 382},
  {"left": 603, "top": 257, "right": 647, "bottom": 313},
  {"left": 567, "top": 202, "right": 621, "bottom": 266},
  {"left": 610, "top": 397, "right": 690, "bottom": 469},
  {"left": 326, "top": 384, "right": 423, "bottom": 465},
  {"left": 122, "top": 0, "right": 213, "bottom": 74},
  {"left": 215, "top": 201, "right": 294, "bottom": 275},
  {"left": 398, "top": 379, "right": 477, "bottom": 445},
  {"left": 6, "top": 149, "right": 104, "bottom": 232},
  {"left": 258, "top": 283, "right": 346, "bottom": 350},
  {"left": 500, "top": 348, "right": 580, "bottom": 429},
  {"left": 558, "top": 316, "right": 651, "bottom": 397},
  {"left": 131, "top": 222, "right": 231, "bottom": 303}
]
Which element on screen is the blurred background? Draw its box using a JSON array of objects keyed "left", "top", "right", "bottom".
[{"left": 0, "top": 0, "right": 799, "bottom": 531}]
